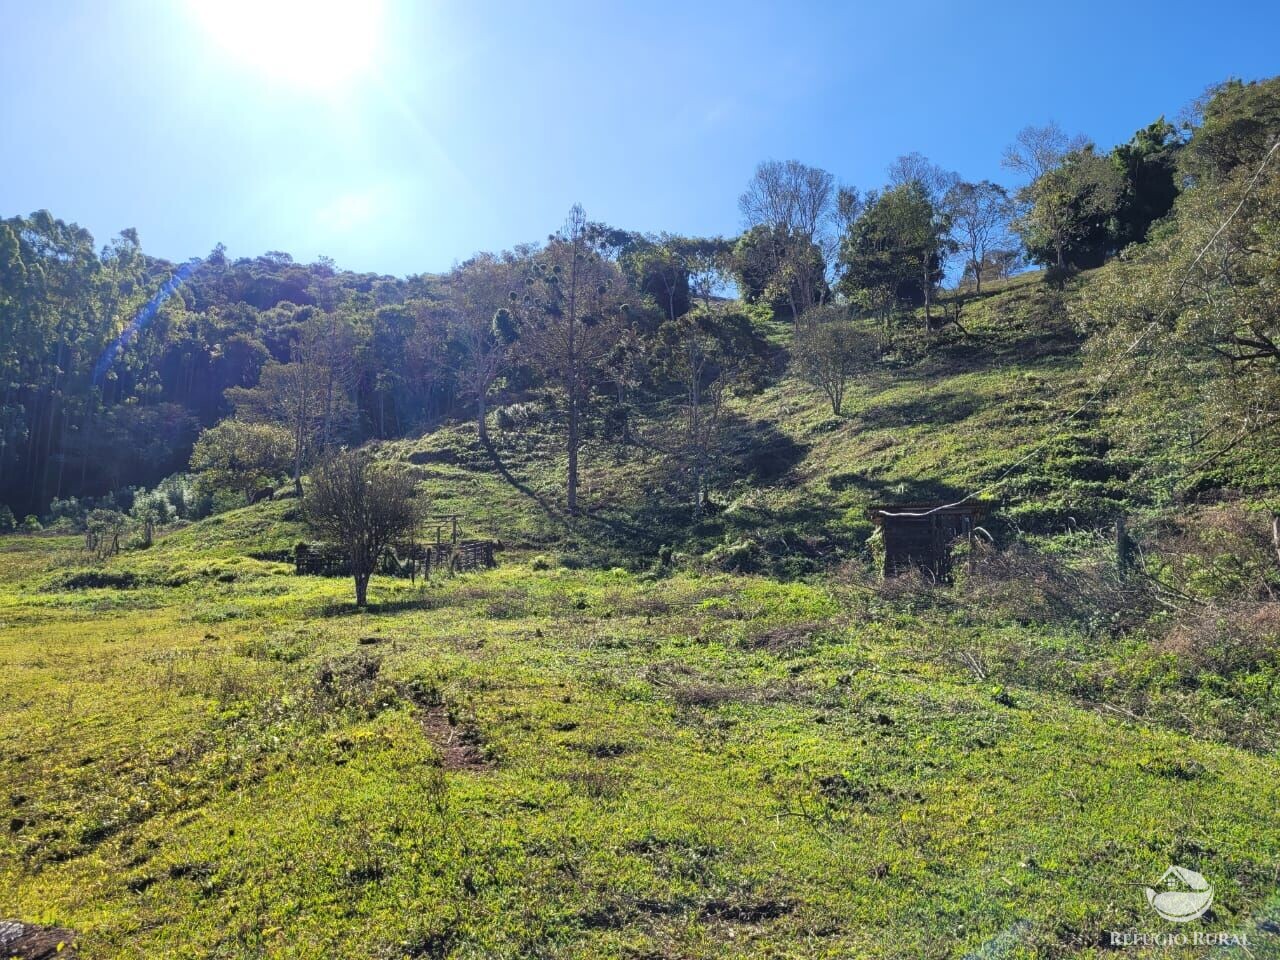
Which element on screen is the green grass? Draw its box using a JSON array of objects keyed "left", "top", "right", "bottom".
[
  {"left": 3, "top": 272, "right": 1279, "bottom": 957},
  {"left": 2, "top": 525, "right": 1279, "bottom": 958}
]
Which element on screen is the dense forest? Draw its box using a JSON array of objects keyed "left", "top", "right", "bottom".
[{"left": 7, "top": 75, "right": 1276, "bottom": 536}]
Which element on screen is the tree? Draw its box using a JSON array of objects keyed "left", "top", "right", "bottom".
[
  {"left": 1179, "top": 76, "right": 1280, "bottom": 184},
  {"left": 303, "top": 449, "right": 421, "bottom": 607},
  {"left": 131, "top": 487, "right": 177, "bottom": 546},
  {"left": 731, "top": 225, "right": 829, "bottom": 320},
  {"left": 225, "top": 315, "right": 355, "bottom": 494},
  {"left": 1013, "top": 147, "right": 1123, "bottom": 273},
  {"left": 651, "top": 303, "right": 770, "bottom": 517},
  {"left": 792, "top": 305, "right": 867, "bottom": 416},
  {"left": 511, "top": 205, "right": 632, "bottom": 514},
  {"left": 189, "top": 419, "right": 293, "bottom": 502},
  {"left": 1081, "top": 142, "right": 1280, "bottom": 484},
  {"left": 739, "top": 159, "right": 836, "bottom": 241},
  {"left": 887, "top": 153, "right": 959, "bottom": 199},
  {"left": 84, "top": 508, "right": 129, "bottom": 559},
  {"left": 837, "top": 182, "right": 949, "bottom": 328},
  {"left": 886, "top": 154, "right": 958, "bottom": 322},
  {"left": 1002, "top": 122, "right": 1089, "bottom": 181},
  {"left": 965, "top": 248, "right": 1023, "bottom": 287},
  {"left": 945, "top": 180, "right": 1014, "bottom": 292},
  {"left": 449, "top": 252, "right": 524, "bottom": 449},
  {"left": 1111, "top": 117, "right": 1183, "bottom": 247},
  {"left": 737, "top": 160, "right": 837, "bottom": 320}
]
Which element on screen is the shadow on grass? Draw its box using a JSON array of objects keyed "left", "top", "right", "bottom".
[
  {"left": 853, "top": 390, "right": 983, "bottom": 430},
  {"left": 317, "top": 593, "right": 448, "bottom": 617}
]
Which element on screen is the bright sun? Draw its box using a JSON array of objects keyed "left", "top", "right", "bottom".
[{"left": 189, "top": 0, "right": 383, "bottom": 93}]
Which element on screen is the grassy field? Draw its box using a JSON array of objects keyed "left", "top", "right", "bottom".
[
  {"left": 2, "top": 518, "right": 1279, "bottom": 958},
  {"left": 3, "top": 273, "right": 1279, "bottom": 958}
]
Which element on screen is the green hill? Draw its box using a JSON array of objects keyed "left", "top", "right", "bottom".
[{"left": 4, "top": 269, "right": 1279, "bottom": 958}]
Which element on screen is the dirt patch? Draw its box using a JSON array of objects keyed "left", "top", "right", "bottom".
[
  {"left": 416, "top": 705, "right": 490, "bottom": 770},
  {"left": 0, "top": 920, "right": 79, "bottom": 959},
  {"left": 701, "top": 897, "right": 793, "bottom": 923},
  {"left": 400, "top": 681, "right": 491, "bottom": 771}
]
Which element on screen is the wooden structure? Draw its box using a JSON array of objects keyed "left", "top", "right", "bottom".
[
  {"left": 294, "top": 542, "right": 350, "bottom": 576},
  {"left": 293, "top": 512, "right": 497, "bottom": 580},
  {"left": 868, "top": 502, "right": 987, "bottom": 580}
]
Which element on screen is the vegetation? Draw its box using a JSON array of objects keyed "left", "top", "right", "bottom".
[
  {"left": 303, "top": 450, "right": 421, "bottom": 606},
  {"left": 2, "top": 73, "right": 1280, "bottom": 958}
]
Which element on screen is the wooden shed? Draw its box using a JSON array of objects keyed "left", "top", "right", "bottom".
[{"left": 868, "top": 502, "right": 988, "bottom": 580}]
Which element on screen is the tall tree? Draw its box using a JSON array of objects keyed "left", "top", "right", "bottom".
[
  {"left": 737, "top": 160, "right": 837, "bottom": 320},
  {"left": 885, "top": 154, "right": 958, "bottom": 323},
  {"left": 449, "top": 252, "right": 525, "bottom": 449},
  {"left": 511, "top": 206, "right": 631, "bottom": 514},
  {"left": 945, "top": 180, "right": 1014, "bottom": 293},
  {"left": 837, "top": 183, "right": 950, "bottom": 329},
  {"left": 1013, "top": 147, "right": 1123, "bottom": 273},
  {"left": 1111, "top": 118, "right": 1184, "bottom": 248}
]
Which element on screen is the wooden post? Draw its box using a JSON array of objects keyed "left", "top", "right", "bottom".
[
  {"left": 1116, "top": 515, "right": 1133, "bottom": 576},
  {"left": 967, "top": 517, "right": 975, "bottom": 575}
]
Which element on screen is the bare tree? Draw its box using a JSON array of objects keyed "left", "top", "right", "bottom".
[
  {"left": 739, "top": 159, "right": 836, "bottom": 239},
  {"left": 738, "top": 160, "right": 838, "bottom": 320},
  {"left": 945, "top": 180, "right": 1014, "bottom": 293},
  {"left": 304, "top": 449, "right": 421, "bottom": 607},
  {"left": 887, "top": 152, "right": 959, "bottom": 200},
  {"left": 1002, "top": 122, "right": 1089, "bottom": 181},
  {"left": 792, "top": 305, "right": 866, "bottom": 416}
]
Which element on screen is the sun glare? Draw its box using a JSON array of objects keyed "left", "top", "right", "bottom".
[{"left": 189, "top": 0, "right": 383, "bottom": 93}]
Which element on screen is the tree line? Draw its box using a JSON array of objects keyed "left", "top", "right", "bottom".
[{"left": 2, "top": 75, "right": 1275, "bottom": 526}]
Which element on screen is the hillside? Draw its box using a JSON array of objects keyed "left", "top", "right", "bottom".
[{"left": 4, "top": 272, "right": 1280, "bottom": 958}]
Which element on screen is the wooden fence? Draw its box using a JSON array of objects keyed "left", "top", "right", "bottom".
[{"left": 293, "top": 540, "right": 497, "bottom": 579}]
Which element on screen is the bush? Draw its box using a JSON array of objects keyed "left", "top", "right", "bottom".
[
  {"left": 1147, "top": 505, "right": 1280, "bottom": 603},
  {"left": 20, "top": 515, "right": 42, "bottom": 533},
  {"left": 954, "top": 540, "right": 1148, "bottom": 633},
  {"left": 0, "top": 505, "right": 14, "bottom": 533},
  {"left": 1157, "top": 602, "right": 1280, "bottom": 680},
  {"left": 703, "top": 537, "right": 765, "bottom": 574}
]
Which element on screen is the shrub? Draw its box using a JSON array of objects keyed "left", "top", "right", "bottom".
[
  {"left": 1147, "top": 505, "right": 1280, "bottom": 603},
  {"left": 703, "top": 537, "right": 765, "bottom": 574},
  {"left": 20, "top": 515, "right": 42, "bottom": 533},
  {"left": 1156, "top": 602, "right": 1280, "bottom": 680},
  {"left": 0, "top": 505, "right": 14, "bottom": 533},
  {"left": 954, "top": 540, "right": 1148, "bottom": 633}
]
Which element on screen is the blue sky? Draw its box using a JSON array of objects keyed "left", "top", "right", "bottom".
[{"left": 2, "top": 0, "right": 1277, "bottom": 276}]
